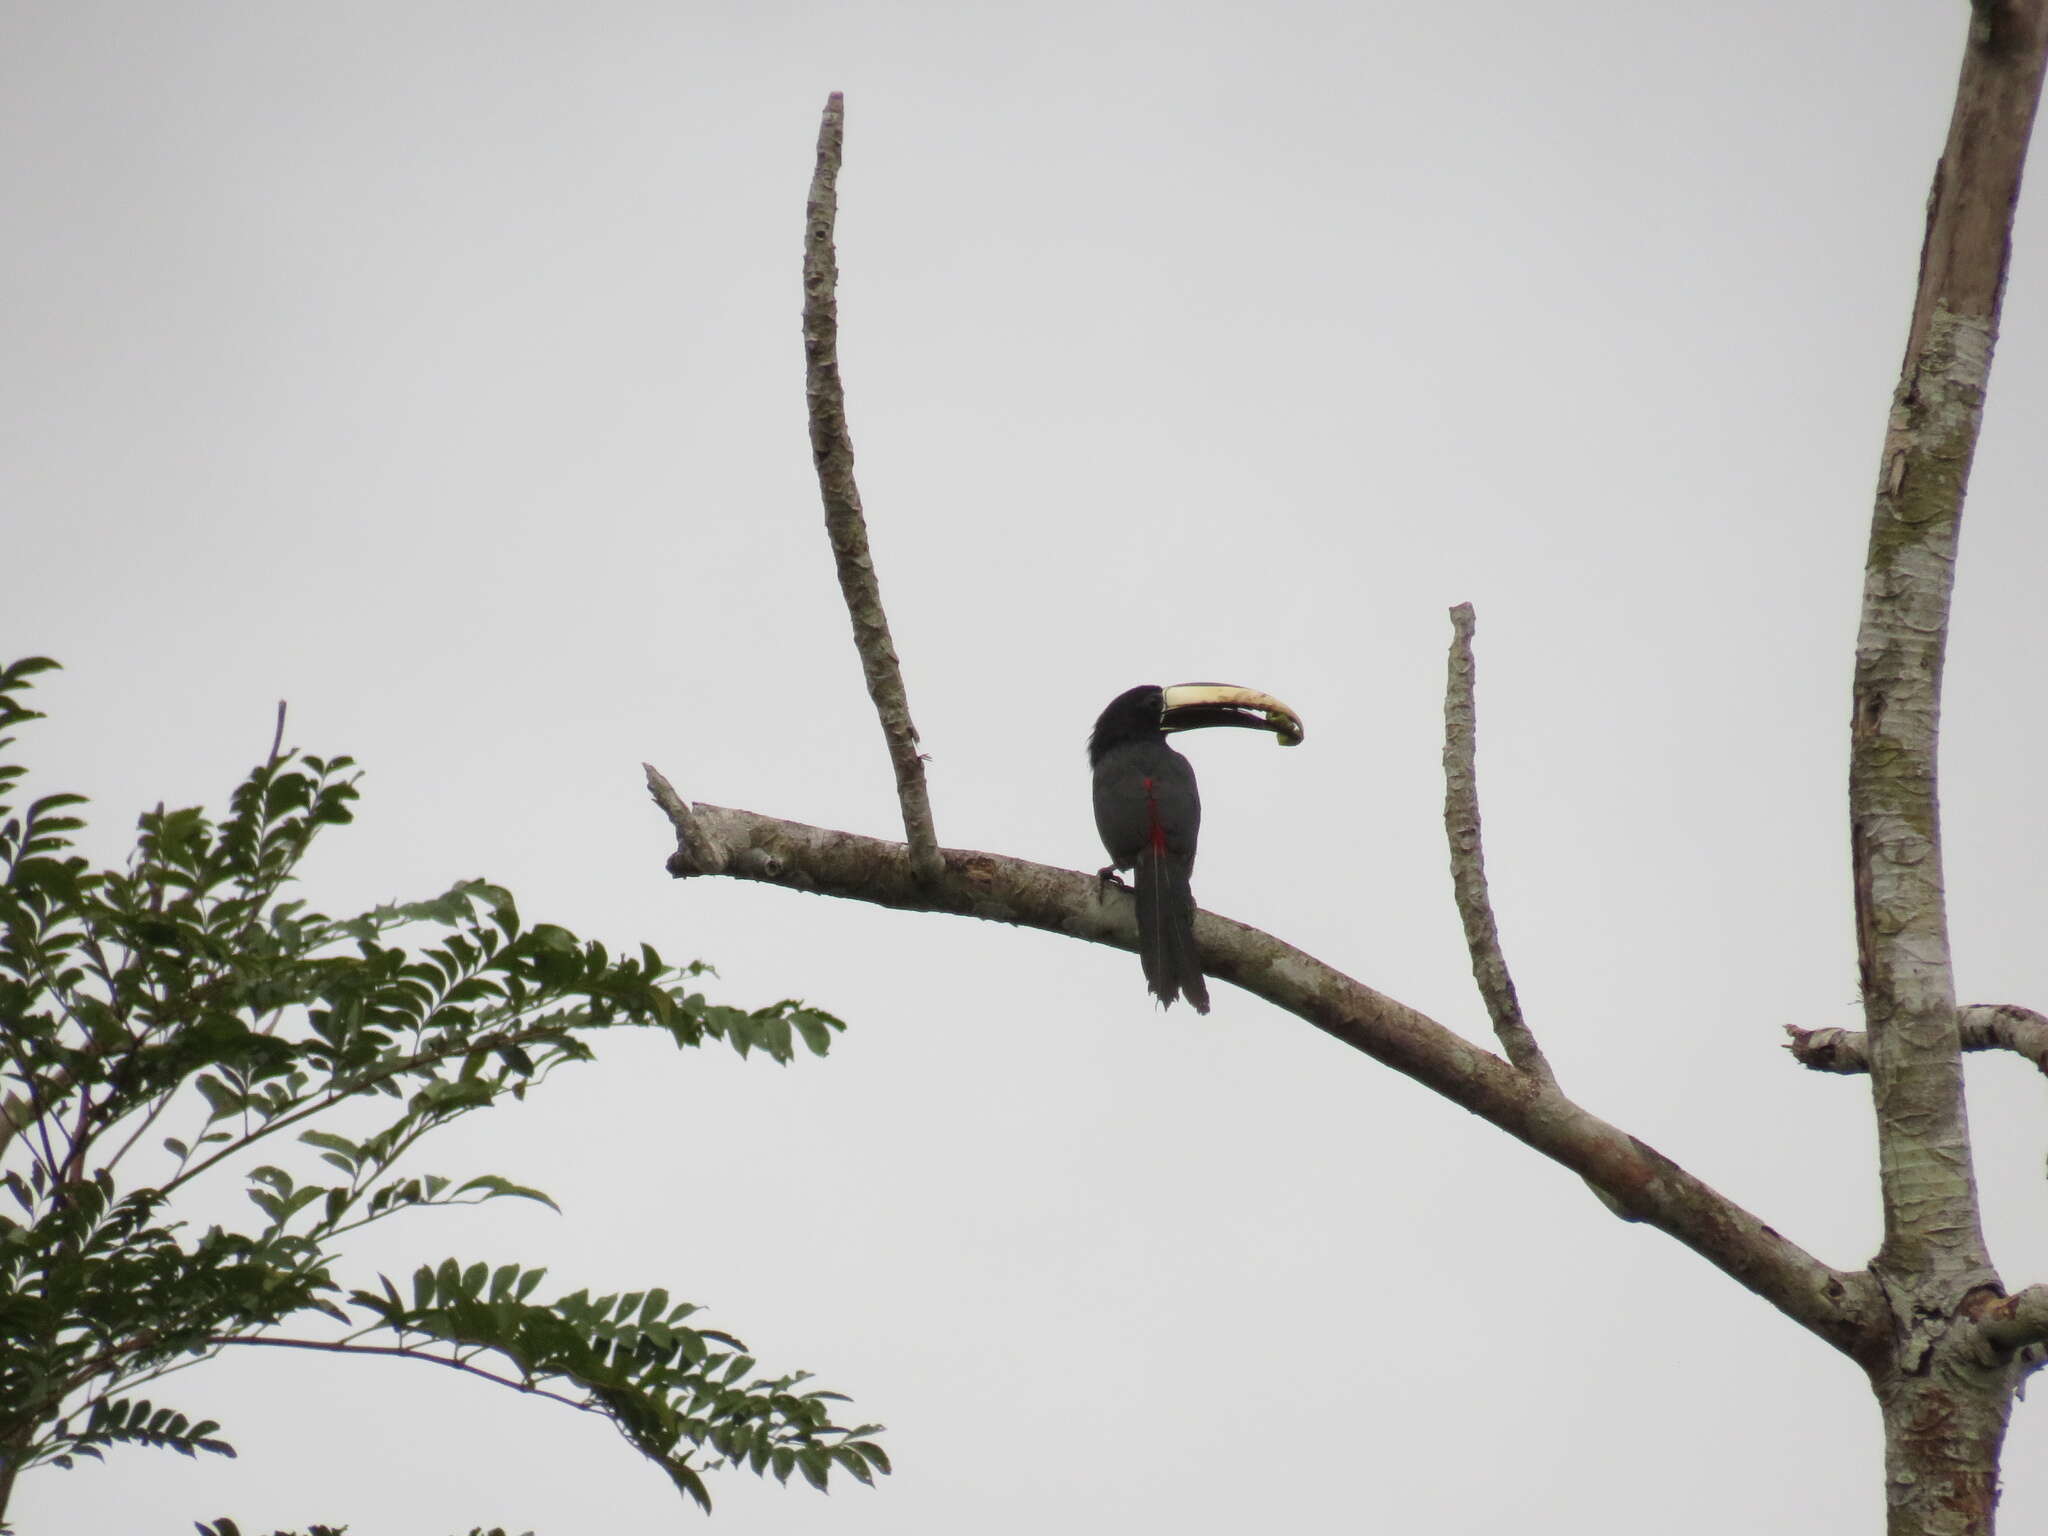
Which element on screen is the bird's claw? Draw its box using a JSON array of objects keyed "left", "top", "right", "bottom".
[{"left": 1096, "top": 865, "right": 1129, "bottom": 891}]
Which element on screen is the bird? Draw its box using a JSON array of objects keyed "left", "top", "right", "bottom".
[{"left": 1088, "top": 683, "right": 1304, "bottom": 1013}]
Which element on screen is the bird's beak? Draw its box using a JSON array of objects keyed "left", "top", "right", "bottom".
[{"left": 1159, "top": 683, "right": 1306, "bottom": 746}]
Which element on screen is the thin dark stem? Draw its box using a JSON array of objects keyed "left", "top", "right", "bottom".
[
  {"left": 158, "top": 1016, "right": 582, "bottom": 1197},
  {"left": 213, "top": 1334, "right": 589, "bottom": 1411}
]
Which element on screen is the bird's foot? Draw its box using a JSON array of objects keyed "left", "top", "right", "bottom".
[{"left": 1096, "top": 865, "right": 1129, "bottom": 892}]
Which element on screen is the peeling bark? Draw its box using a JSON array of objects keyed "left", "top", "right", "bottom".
[
  {"left": 1853, "top": 300, "right": 1995, "bottom": 1290},
  {"left": 1878, "top": 1372, "right": 2012, "bottom": 1536}
]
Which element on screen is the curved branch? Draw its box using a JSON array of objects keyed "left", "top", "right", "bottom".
[
  {"left": 1441, "top": 604, "right": 1552, "bottom": 1086},
  {"left": 1786, "top": 1005, "right": 2048, "bottom": 1077},
  {"left": 215, "top": 1334, "right": 590, "bottom": 1411},
  {"left": 648, "top": 784, "right": 1886, "bottom": 1362},
  {"left": 802, "top": 92, "right": 942, "bottom": 882}
]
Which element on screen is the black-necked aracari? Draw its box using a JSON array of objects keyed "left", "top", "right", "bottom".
[{"left": 1088, "top": 683, "right": 1304, "bottom": 1013}]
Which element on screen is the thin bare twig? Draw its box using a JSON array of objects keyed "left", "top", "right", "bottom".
[
  {"left": 1786, "top": 1004, "right": 2048, "bottom": 1078},
  {"left": 1442, "top": 604, "right": 1553, "bottom": 1086},
  {"left": 802, "top": 91, "right": 942, "bottom": 882}
]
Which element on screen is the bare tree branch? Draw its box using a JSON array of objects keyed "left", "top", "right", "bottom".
[
  {"left": 1441, "top": 603, "right": 1553, "bottom": 1087},
  {"left": 1850, "top": 0, "right": 2046, "bottom": 1295},
  {"left": 646, "top": 784, "right": 1887, "bottom": 1362},
  {"left": 1970, "top": 1285, "right": 2048, "bottom": 1356},
  {"left": 644, "top": 763, "right": 729, "bottom": 875},
  {"left": 1786, "top": 1005, "right": 2048, "bottom": 1078},
  {"left": 802, "top": 91, "right": 942, "bottom": 882}
]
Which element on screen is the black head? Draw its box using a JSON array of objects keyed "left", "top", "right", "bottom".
[
  {"left": 1088, "top": 685, "right": 1166, "bottom": 765},
  {"left": 1089, "top": 681, "right": 1307, "bottom": 766}
]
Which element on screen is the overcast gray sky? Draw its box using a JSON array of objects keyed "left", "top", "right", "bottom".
[{"left": 6, "top": 2, "right": 2047, "bottom": 1532}]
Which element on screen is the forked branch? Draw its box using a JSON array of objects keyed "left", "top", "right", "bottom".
[{"left": 646, "top": 780, "right": 1885, "bottom": 1363}]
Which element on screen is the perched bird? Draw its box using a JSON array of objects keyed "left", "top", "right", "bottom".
[{"left": 1088, "top": 683, "right": 1304, "bottom": 1013}]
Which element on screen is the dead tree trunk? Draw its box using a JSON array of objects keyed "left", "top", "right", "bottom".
[{"left": 1848, "top": 4, "right": 2048, "bottom": 1530}]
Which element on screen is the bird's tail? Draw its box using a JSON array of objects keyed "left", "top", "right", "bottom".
[{"left": 1134, "top": 849, "right": 1210, "bottom": 1014}]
